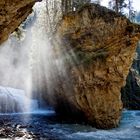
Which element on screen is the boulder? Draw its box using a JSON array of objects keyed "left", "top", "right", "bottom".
[{"left": 52, "top": 4, "right": 140, "bottom": 129}]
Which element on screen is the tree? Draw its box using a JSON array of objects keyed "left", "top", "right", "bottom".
[
  {"left": 127, "top": 0, "right": 136, "bottom": 21},
  {"left": 108, "top": 0, "right": 136, "bottom": 21},
  {"left": 46, "top": 0, "right": 92, "bottom": 34},
  {"left": 136, "top": 12, "right": 140, "bottom": 23},
  {"left": 91, "top": 0, "right": 101, "bottom": 4},
  {"left": 61, "top": 0, "right": 91, "bottom": 13},
  {"left": 108, "top": 0, "right": 127, "bottom": 14},
  {"left": 115, "top": 0, "right": 119, "bottom": 13}
]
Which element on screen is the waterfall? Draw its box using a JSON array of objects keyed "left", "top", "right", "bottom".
[
  {"left": 0, "top": 1, "right": 47, "bottom": 113},
  {"left": 0, "top": 0, "right": 67, "bottom": 113},
  {"left": 0, "top": 86, "right": 38, "bottom": 113},
  {"left": 0, "top": 0, "right": 77, "bottom": 113},
  {"left": 31, "top": 0, "right": 67, "bottom": 107}
]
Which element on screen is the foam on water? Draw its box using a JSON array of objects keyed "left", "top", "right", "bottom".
[
  {"left": 64, "top": 110, "right": 140, "bottom": 140},
  {"left": 0, "top": 109, "right": 55, "bottom": 116}
]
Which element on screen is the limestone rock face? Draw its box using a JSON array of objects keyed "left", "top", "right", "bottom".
[
  {"left": 0, "top": 0, "right": 35, "bottom": 44},
  {"left": 53, "top": 4, "right": 140, "bottom": 129}
]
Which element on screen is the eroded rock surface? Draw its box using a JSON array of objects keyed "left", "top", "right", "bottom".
[
  {"left": 52, "top": 4, "right": 140, "bottom": 129},
  {"left": 122, "top": 44, "right": 140, "bottom": 110},
  {"left": 0, "top": 0, "right": 35, "bottom": 44}
]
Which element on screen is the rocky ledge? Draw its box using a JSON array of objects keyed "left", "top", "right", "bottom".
[
  {"left": 0, "top": 0, "right": 36, "bottom": 44},
  {"left": 52, "top": 4, "right": 140, "bottom": 129}
]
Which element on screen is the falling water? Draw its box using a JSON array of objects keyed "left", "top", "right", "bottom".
[
  {"left": 0, "top": 0, "right": 49, "bottom": 113},
  {"left": 0, "top": 27, "right": 34, "bottom": 113},
  {"left": 0, "top": 0, "right": 108, "bottom": 115},
  {"left": 0, "top": 0, "right": 67, "bottom": 113}
]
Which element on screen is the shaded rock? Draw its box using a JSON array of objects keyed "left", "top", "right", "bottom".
[
  {"left": 122, "top": 44, "right": 140, "bottom": 109},
  {"left": 15, "top": 131, "right": 26, "bottom": 137},
  {"left": 0, "top": 0, "right": 36, "bottom": 44},
  {"left": 51, "top": 4, "right": 140, "bottom": 129}
]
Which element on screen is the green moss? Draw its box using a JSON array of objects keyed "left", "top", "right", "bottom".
[
  {"left": 14, "top": 28, "right": 24, "bottom": 40},
  {"left": 74, "top": 47, "right": 108, "bottom": 66}
]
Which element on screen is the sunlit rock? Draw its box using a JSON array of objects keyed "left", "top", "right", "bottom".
[{"left": 51, "top": 4, "right": 140, "bottom": 129}]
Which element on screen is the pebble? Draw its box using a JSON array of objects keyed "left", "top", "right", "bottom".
[{"left": 0, "top": 124, "right": 38, "bottom": 139}]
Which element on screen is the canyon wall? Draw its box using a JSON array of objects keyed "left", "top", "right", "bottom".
[
  {"left": 0, "top": 0, "right": 35, "bottom": 44},
  {"left": 52, "top": 4, "right": 140, "bottom": 129}
]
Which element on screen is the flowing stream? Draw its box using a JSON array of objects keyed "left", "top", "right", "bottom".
[{"left": 0, "top": 110, "right": 139, "bottom": 139}]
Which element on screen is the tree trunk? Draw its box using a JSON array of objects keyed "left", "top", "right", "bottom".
[{"left": 115, "top": 0, "right": 119, "bottom": 13}]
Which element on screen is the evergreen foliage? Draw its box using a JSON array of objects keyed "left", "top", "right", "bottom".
[
  {"left": 136, "top": 12, "right": 140, "bottom": 23},
  {"left": 108, "top": 0, "right": 136, "bottom": 21}
]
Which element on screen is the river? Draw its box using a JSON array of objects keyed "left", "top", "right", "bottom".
[{"left": 0, "top": 110, "right": 139, "bottom": 139}]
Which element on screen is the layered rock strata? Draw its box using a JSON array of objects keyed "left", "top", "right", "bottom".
[{"left": 53, "top": 4, "right": 140, "bottom": 129}]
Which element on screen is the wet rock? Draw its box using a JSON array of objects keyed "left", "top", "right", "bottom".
[
  {"left": 15, "top": 131, "right": 25, "bottom": 137},
  {"left": 15, "top": 124, "right": 21, "bottom": 130},
  {"left": 4, "top": 127, "right": 13, "bottom": 133},
  {"left": 0, "top": 123, "right": 40, "bottom": 139}
]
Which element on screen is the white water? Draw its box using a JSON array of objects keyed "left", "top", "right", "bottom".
[
  {"left": 48, "top": 110, "right": 140, "bottom": 140},
  {"left": 0, "top": 86, "right": 38, "bottom": 113},
  {"left": 70, "top": 110, "right": 140, "bottom": 140}
]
